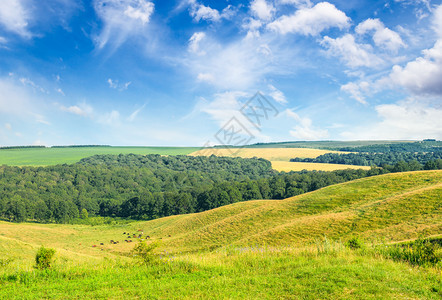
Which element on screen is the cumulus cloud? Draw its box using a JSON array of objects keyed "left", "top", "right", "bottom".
[
  {"left": 389, "top": 40, "right": 442, "bottom": 96},
  {"left": 187, "top": 0, "right": 233, "bottom": 23},
  {"left": 93, "top": 0, "right": 154, "bottom": 49},
  {"left": 356, "top": 18, "right": 405, "bottom": 52},
  {"left": 286, "top": 109, "right": 329, "bottom": 140},
  {"left": 321, "top": 34, "right": 383, "bottom": 68},
  {"left": 0, "top": 0, "right": 31, "bottom": 38},
  {"left": 267, "top": 2, "right": 350, "bottom": 35},
  {"left": 250, "top": 0, "right": 275, "bottom": 21},
  {"left": 278, "top": 0, "right": 312, "bottom": 8},
  {"left": 341, "top": 100, "right": 442, "bottom": 140}
]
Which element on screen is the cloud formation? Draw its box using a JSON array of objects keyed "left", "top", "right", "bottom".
[
  {"left": 0, "top": 0, "right": 30, "bottom": 38},
  {"left": 93, "top": 0, "right": 154, "bottom": 49},
  {"left": 267, "top": 2, "right": 350, "bottom": 35},
  {"left": 356, "top": 18, "right": 405, "bottom": 52}
]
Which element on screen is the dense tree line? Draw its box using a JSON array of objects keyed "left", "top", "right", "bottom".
[
  {"left": 338, "top": 141, "right": 442, "bottom": 153},
  {"left": 291, "top": 152, "right": 442, "bottom": 168},
  {"left": 0, "top": 154, "right": 385, "bottom": 223},
  {"left": 0, "top": 146, "right": 46, "bottom": 150}
]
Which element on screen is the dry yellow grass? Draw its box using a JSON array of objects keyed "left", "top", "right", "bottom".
[
  {"left": 271, "top": 161, "right": 371, "bottom": 172},
  {"left": 190, "top": 147, "right": 345, "bottom": 161}
]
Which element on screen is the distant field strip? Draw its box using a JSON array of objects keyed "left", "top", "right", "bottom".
[
  {"left": 190, "top": 147, "right": 345, "bottom": 161},
  {"left": 271, "top": 161, "right": 371, "bottom": 172},
  {"left": 0, "top": 147, "right": 199, "bottom": 166},
  {"left": 190, "top": 147, "right": 368, "bottom": 171}
]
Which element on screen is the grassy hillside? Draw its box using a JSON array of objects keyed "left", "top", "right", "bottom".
[
  {"left": 0, "top": 171, "right": 440, "bottom": 299},
  {"left": 0, "top": 146, "right": 199, "bottom": 166},
  {"left": 133, "top": 170, "right": 441, "bottom": 252}
]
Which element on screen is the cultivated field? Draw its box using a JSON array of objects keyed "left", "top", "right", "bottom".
[
  {"left": 190, "top": 147, "right": 370, "bottom": 172},
  {"left": 0, "top": 147, "right": 199, "bottom": 166},
  {"left": 271, "top": 161, "right": 372, "bottom": 172},
  {"left": 0, "top": 171, "right": 441, "bottom": 299}
]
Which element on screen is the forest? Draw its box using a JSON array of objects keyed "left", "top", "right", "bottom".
[
  {"left": 0, "top": 154, "right": 387, "bottom": 223},
  {"left": 292, "top": 152, "right": 442, "bottom": 168}
]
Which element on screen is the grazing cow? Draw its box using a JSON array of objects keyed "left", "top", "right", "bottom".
[{"left": 100, "top": 243, "right": 104, "bottom": 245}]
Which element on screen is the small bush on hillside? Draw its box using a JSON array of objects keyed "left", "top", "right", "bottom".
[
  {"left": 131, "top": 240, "right": 160, "bottom": 265},
  {"left": 346, "top": 237, "right": 364, "bottom": 250},
  {"left": 35, "top": 246, "right": 56, "bottom": 270}
]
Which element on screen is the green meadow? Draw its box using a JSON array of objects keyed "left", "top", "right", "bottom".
[
  {"left": 0, "top": 147, "right": 200, "bottom": 166},
  {"left": 0, "top": 171, "right": 441, "bottom": 299}
]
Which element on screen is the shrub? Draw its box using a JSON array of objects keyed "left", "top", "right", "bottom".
[
  {"left": 346, "top": 237, "right": 364, "bottom": 250},
  {"left": 131, "top": 241, "right": 160, "bottom": 265},
  {"left": 35, "top": 246, "right": 56, "bottom": 270}
]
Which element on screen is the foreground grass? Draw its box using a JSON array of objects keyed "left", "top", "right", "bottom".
[
  {"left": 0, "top": 147, "right": 199, "bottom": 166},
  {"left": 1, "top": 245, "right": 441, "bottom": 299}
]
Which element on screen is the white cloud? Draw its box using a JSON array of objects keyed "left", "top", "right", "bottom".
[
  {"left": 250, "top": 0, "right": 275, "bottom": 21},
  {"left": 268, "top": 84, "right": 287, "bottom": 104},
  {"left": 356, "top": 18, "right": 405, "bottom": 52},
  {"left": 389, "top": 40, "right": 442, "bottom": 96},
  {"left": 340, "top": 81, "right": 370, "bottom": 104},
  {"left": 107, "top": 78, "right": 131, "bottom": 91},
  {"left": 341, "top": 100, "right": 442, "bottom": 140},
  {"left": 19, "top": 77, "right": 48, "bottom": 93},
  {"left": 93, "top": 0, "right": 154, "bottom": 49},
  {"left": 188, "top": 0, "right": 234, "bottom": 22},
  {"left": 56, "top": 88, "right": 65, "bottom": 96},
  {"left": 267, "top": 2, "right": 350, "bottom": 36},
  {"left": 5, "top": 123, "right": 12, "bottom": 130},
  {"left": 0, "top": 36, "right": 6, "bottom": 44},
  {"left": 98, "top": 110, "right": 120, "bottom": 126},
  {"left": 433, "top": 4, "right": 442, "bottom": 38},
  {"left": 321, "top": 34, "right": 383, "bottom": 68},
  {"left": 58, "top": 103, "right": 93, "bottom": 117},
  {"left": 286, "top": 109, "right": 329, "bottom": 140},
  {"left": 127, "top": 104, "right": 145, "bottom": 122},
  {"left": 0, "top": 0, "right": 31, "bottom": 38},
  {"left": 278, "top": 0, "right": 312, "bottom": 8},
  {"left": 188, "top": 32, "right": 206, "bottom": 55}
]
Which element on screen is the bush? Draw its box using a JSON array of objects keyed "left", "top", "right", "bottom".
[
  {"left": 131, "top": 240, "right": 160, "bottom": 265},
  {"left": 35, "top": 246, "right": 56, "bottom": 270},
  {"left": 346, "top": 237, "right": 364, "bottom": 250}
]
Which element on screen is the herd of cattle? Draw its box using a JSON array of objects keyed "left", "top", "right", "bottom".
[{"left": 91, "top": 229, "right": 152, "bottom": 248}]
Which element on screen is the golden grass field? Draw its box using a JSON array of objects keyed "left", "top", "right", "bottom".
[
  {"left": 190, "top": 147, "right": 342, "bottom": 161},
  {"left": 190, "top": 147, "right": 369, "bottom": 171},
  {"left": 271, "top": 161, "right": 372, "bottom": 172}
]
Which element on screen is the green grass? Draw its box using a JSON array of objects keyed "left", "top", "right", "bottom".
[
  {"left": 0, "top": 171, "right": 441, "bottom": 298},
  {"left": 237, "top": 140, "right": 415, "bottom": 149},
  {"left": 0, "top": 147, "right": 200, "bottom": 166}
]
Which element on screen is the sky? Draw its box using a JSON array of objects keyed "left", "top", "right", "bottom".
[{"left": 0, "top": 0, "right": 441, "bottom": 147}]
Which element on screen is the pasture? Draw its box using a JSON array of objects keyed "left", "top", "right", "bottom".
[
  {"left": 0, "top": 171, "right": 441, "bottom": 299},
  {"left": 0, "top": 146, "right": 199, "bottom": 166}
]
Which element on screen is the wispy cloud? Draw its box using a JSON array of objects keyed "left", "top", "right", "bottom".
[
  {"left": 107, "top": 78, "right": 131, "bottom": 91},
  {"left": 0, "top": 0, "right": 31, "bottom": 38},
  {"left": 93, "top": 0, "right": 155, "bottom": 49},
  {"left": 286, "top": 109, "right": 329, "bottom": 140},
  {"left": 127, "top": 104, "right": 146, "bottom": 121}
]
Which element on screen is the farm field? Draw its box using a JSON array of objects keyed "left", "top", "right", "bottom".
[
  {"left": 271, "top": 161, "right": 372, "bottom": 172},
  {"left": 190, "top": 147, "right": 371, "bottom": 171},
  {"left": 0, "top": 146, "right": 199, "bottom": 166},
  {"left": 0, "top": 171, "right": 441, "bottom": 299}
]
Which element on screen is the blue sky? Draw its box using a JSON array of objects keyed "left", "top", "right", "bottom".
[{"left": 0, "top": 0, "right": 441, "bottom": 147}]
